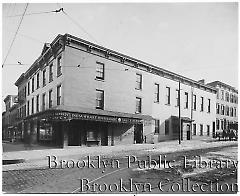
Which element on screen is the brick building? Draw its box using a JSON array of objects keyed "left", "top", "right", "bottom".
[
  {"left": 2, "top": 95, "right": 22, "bottom": 141},
  {"left": 12, "top": 33, "right": 217, "bottom": 147},
  {"left": 207, "top": 81, "right": 238, "bottom": 136}
]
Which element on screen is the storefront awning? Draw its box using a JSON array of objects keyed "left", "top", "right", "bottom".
[{"left": 25, "top": 106, "right": 153, "bottom": 124}]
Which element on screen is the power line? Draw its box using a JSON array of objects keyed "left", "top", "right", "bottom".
[
  {"left": 2, "top": 3, "right": 29, "bottom": 68},
  {"left": 5, "top": 8, "right": 64, "bottom": 18},
  {"left": 61, "top": 9, "right": 99, "bottom": 45}
]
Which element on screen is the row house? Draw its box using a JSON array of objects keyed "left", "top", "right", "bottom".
[
  {"left": 207, "top": 81, "right": 238, "bottom": 136},
  {"left": 2, "top": 95, "right": 21, "bottom": 141},
  {"left": 12, "top": 33, "right": 218, "bottom": 147}
]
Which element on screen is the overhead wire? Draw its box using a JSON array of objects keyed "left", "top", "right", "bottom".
[
  {"left": 5, "top": 8, "right": 64, "bottom": 18},
  {"left": 2, "top": 3, "right": 29, "bottom": 68},
  {"left": 59, "top": 8, "right": 99, "bottom": 45}
]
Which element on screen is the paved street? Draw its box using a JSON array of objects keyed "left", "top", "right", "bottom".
[{"left": 2, "top": 138, "right": 238, "bottom": 193}]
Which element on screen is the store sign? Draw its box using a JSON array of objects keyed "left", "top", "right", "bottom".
[{"left": 48, "top": 111, "right": 142, "bottom": 124}]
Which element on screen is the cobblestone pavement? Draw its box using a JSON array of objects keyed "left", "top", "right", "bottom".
[{"left": 2, "top": 142, "right": 238, "bottom": 193}]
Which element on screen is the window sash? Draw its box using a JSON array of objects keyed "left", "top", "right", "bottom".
[
  {"left": 176, "top": 90, "right": 179, "bottom": 106},
  {"left": 57, "top": 85, "right": 61, "bottom": 105},
  {"left": 185, "top": 92, "right": 188, "bottom": 108},
  {"left": 136, "top": 97, "right": 142, "bottom": 113},
  {"left": 136, "top": 74, "right": 142, "bottom": 90},
  {"left": 96, "top": 62, "right": 104, "bottom": 79},
  {"left": 154, "top": 84, "right": 159, "bottom": 102},
  {"left": 166, "top": 87, "right": 170, "bottom": 104},
  {"left": 154, "top": 119, "right": 160, "bottom": 134},
  {"left": 49, "top": 91, "right": 53, "bottom": 108},
  {"left": 96, "top": 90, "right": 104, "bottom": 109},
  {"left": 36, "top": 95, "right": 39, "bottom": 112},
  {"left": 57, "top": 56, "right": 62, "bottom": 76}
]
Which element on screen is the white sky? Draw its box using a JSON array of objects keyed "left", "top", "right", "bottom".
[{"left": 1, "top": 2, "right": 238, "bottom": 108}]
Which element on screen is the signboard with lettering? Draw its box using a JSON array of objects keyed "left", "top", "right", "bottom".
[{"left": 45, "top": 111, "right": 143, "bottom": 124}]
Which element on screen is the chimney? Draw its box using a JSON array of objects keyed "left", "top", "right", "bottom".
[{"left": 198, "top": 79, "right": 205, "bottom": 84}]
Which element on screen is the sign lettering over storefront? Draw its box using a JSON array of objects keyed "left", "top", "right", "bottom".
[{"left": 47, "top": 111, "right": 142, "bottom": 124}]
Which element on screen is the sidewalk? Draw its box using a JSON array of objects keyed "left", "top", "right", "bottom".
[{"left": 2, "top": 137, "right": 238, "bottom": 171}]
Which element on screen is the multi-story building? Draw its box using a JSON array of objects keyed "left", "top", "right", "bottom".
[
  {"left": 2, "top": 95, "right": 21, "bottom": 141},
  {"left": 13, "top": 33, "right": 217, "bottom": 147},
  {"left": 207, "top": 81, "right": 238, "bottom": 136}
]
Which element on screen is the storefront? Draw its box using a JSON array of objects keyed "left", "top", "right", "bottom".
[{"left": 23, "top": 109, "right": 152, "bottom": 148}]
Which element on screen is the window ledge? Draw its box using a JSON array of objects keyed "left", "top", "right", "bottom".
[
  {"left": 154, "top": 101, "right": 159, "bottom": 104},
  {"left": 165, "top": 104, "right": 171, "bottom": 106}
]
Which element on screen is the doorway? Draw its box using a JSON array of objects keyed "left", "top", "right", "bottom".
[{"left": 134, "top": 124, "right": 143, "bottom": 144}]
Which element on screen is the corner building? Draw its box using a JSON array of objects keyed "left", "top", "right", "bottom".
[{"left": 15, "top": 34, "right": 217, "bottom": 147}]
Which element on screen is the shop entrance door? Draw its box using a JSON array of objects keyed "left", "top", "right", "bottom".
[{"left": 134, "top": 124, "right": 143, "bottom": 144}]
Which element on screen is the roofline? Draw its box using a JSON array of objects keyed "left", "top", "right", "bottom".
[
  {"left": 207, "top": 81, "right": 238, "bottom": 93},
  {"left": 65, "top": 33, "right": 217, "bottom": 92},
  {"left": 14, "top": 33, "right": 218, "bottom": 93},
  {"left": 3, "top": 95, "right": 16, "bottom": 103},
  {"left": 15, "top": 34, "right": 63, "bottom": 86}
]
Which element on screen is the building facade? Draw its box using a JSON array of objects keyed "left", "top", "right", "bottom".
[
  {"left": 207, "top": 81, "right": 238, "bottom": 136},
  {"left": 2, "top": 95, "right": 22, "bottom": 141},
  {"left": 12, "top": 34, "right": 217, "bottom": 147}
]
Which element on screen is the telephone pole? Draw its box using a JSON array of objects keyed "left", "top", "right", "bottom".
[{"left": 178, "top": 80, "right": 181, "bottom": 144}]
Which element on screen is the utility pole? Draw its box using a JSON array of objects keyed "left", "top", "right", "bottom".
[{"left": 178, "top": 80, "right": 181, "bottom": 144}]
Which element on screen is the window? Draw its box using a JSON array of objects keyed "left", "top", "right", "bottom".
[
  {"left": 226, "top": 92, "right": 229, "bottom": 102},
  {"left": 32, "top": 77, "right": 34, "bottom": 92},
  {"left": 49, "top": 63, "right": 53, "bottom": 82},
  {"left": 184, "top": 92, "right": 188, "bottom": 109},
  {"left": 43, "top": 69, "right": 46, "bottom": 86},
  {"left": 216, "top": 119, "right": 220, "bottom": 130},
  {"left": 221, "top": 120, "right": 224, "bottom": 130},
  {"left": 154, "top": 119, "right": 160, "bottom": 134},
  {"left": 24, "top": 86, "right": 27, "bottom": 98},
  {"left": 136, "top": 73, "right": 142, "bottom": 90},
  {"left": 166, "top": 87, "right": 170, "bottom": 105},
  {"left": 31, "top": 97, "right": 34, "bottom": 114},
  {"left": 221, "top": 90, "right": 224, "bottom": 100},
  {"left": 221, "top": 105, "right": 225, "bottom": 115},
  {"left": 207, "top": 99, "right": 211, "bottom": 113},
  {"left": 27, "top": 100, "right": 30, "bottom": 116},
  {"left": 36, "top": 95, "right": 39, "bottom": 112},
  {"left": 200, "top": 97, "right": 204, "bottom": 111},
  {"left": 57, "top": 85, "right": 61, "bottom": 105},
  {"left": 165, "top": 120, "right": 169, "bottom": 135},
  {"left": 57, "top": 56, "right": 62, "bottom": 76},
  {"left": 49, "top": 90, "right": 53, "bottom": 108},
  {"left": 96, "top": 90, "right": 104, "bottom": 109},
  {"left": 193, "top": 124, "right": 196, "bottom": 135},
  {"left": 226, "top": 106, "right": 229, "bottom": 116},
  {"left": 216, "top": 104, "right": 220, "bottom": 114},
  {"left": 27, "top": 81, "right": 30, "bottom": 95},
  {"left": 193, "top": 94, "right": 196, "bottom": 110},
  {"left": 136, "top": 97, "right": 142, "bottom": 113},
  {"left": 207, "top": 125, "right": 210, "bottom": 136},
  {"left": 200, "top": 124, "right": 203, "bottom": 136},
  {"left": 96, "top": 62, "right": 104, "bottom": 80},
  {"left": 234, "top": 108, "right": 237, "bottom": 117},
  {"left": 216, "top": 90, "right": 219, "bottom": 99},
  {"left": 230, "top": 107, "right": 233, "bottom": 117},
  {"left": 176, "top": 89, "right": 179, "bottom": 107},
  {"left": 37, "top": 73, "right": 40, "bottom": 89},
  {"left": 230, "top": 94, "right": 233, "bottom": 103},
  {"left": 42, "top": 93, "right": 46, "bottom": 111},
  {"left": 154, "top": 83, "right": 159, "bottom": 103}
]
